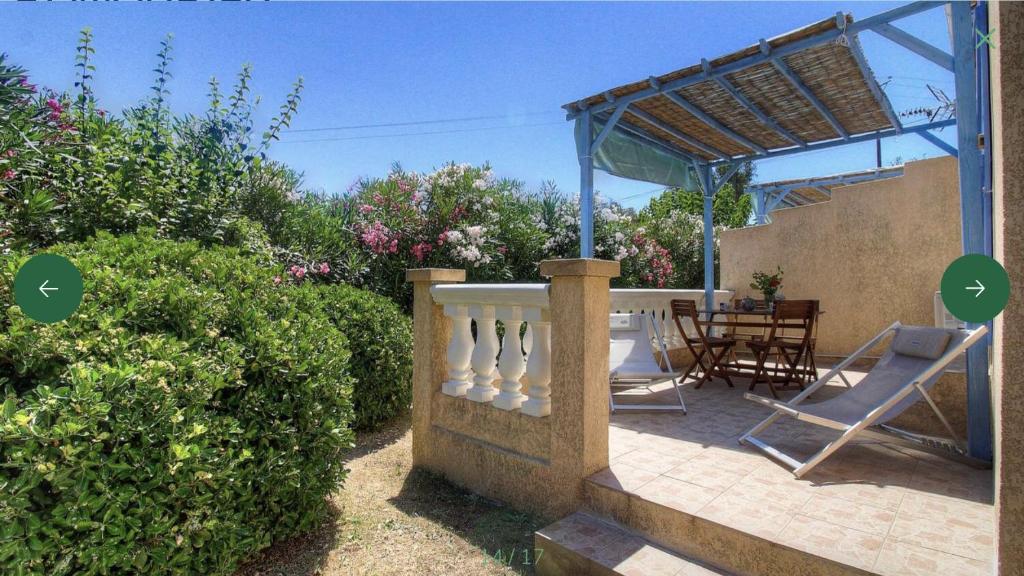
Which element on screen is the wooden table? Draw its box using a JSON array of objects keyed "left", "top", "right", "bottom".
[{"left": 694, "top": 308, "right": 822, "bottom": 382}]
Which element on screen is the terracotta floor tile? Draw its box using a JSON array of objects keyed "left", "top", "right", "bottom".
[
  {"left": 663, "top": 447, "right": 762, "bottom": 491},
  {"left": 612, "top": 448, "right": 696, "bottom": 475},
  {"left": 890, "top": 503, "right": 994, "bottom": 561},
  {"left": 800, "top": 493, "right": 896, "bottom": 536},
  {"left": 696, "top": 488, "right": 797, "bottom": 540},
  {"left": 776, "top": 515, "right": 884, "bottom": 571},
  {"left": 589, "top": 463, "right": 659, "bottom": 492},
  {"left": 632, "top": 475, "right": 721, "bottom": 514},
  {"left": 873, "top": 539, "right": 993, "bottom": 576},
  {"left": 603, "top": 378, "right": 995, "bottom": 576}
]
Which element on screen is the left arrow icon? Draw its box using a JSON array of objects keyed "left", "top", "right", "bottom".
[{"left": 39, "top": 280, "right": 59, "bottom": 298}]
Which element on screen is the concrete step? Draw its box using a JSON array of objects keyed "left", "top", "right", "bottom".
[
  {"left": 582, "top": 477, "right": 875, "bottom": 576},
  {"left": 535, "top": 511, "right": 730, "bottom": 576}
]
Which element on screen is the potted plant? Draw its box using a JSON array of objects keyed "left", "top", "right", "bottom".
[{"left": 750, "top": 267, "right": 784, "bottom": 307}]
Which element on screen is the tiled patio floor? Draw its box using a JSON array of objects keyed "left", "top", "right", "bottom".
[{"left": 597, "top": 373, "right": 995, "bottom": 575}]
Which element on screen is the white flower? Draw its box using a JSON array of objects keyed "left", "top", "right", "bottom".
[
  {"left": 473, "top": 179, "right": 488, "bottom": 190},
  {"left": 465, "top": 225, "right": 485, "bottom": 241},
  {"left": 614, "top": 232, "right": 625, "bottom": 242},
  {"left": 445, "top": 230, "right": 464, "bottom": 243}
]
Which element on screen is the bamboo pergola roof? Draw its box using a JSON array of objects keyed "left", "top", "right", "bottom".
[
  {"left": 563, "top": 13, "right": 900, "bottom": 164},
  {"left": 749, "top": 165, "right": 905, "bottom": 208}
]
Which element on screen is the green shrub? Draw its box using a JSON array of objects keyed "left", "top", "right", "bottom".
[
  {"left": 0, "top": 233, "right": 354, "bottom": 576},
  {"left": 315, "top": 283, "right": 413, "bottom": 430}
]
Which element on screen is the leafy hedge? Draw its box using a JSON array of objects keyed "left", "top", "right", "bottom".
[
  {"left": 0, "top": 233, "right": 356, "bottom": 575},
  {"left": 315, "top": 284, "right": 413, "bottom": 430}
]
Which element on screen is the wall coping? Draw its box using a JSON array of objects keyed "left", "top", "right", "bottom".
[
  {"left": 539, "top": 259, "right": 620, "bottom": 278},
  {"left": 406, "top": 268, "right": 467, "bottom": 283}
]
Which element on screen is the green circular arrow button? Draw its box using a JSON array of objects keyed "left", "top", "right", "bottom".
[
  {"left": 13, "top": 254, "right": 84, "bottom": 324},
  {"left": 940, "top": 254, "right": 1010, "bottom": 323}
]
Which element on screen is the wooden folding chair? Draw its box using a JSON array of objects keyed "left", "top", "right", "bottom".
[
  {"left": 747, "top": 300, "right": 818, "bottom": 399},
  {"left": 670, "top": 299, "right": 736, "bottom": 389}
]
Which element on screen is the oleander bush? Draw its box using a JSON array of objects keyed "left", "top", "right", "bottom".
[
  {"left": 0, "top": 233, "right": 356, "bottom": 575},
  {"left": 2, "top": 33, "right": 752, "bottom": 311}
]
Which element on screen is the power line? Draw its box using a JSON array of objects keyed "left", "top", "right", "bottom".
[
  {"left": 276, "top": 120, "right": 565, "bottom": 144},
  {"left": 283, "top": 110, "right": 561, "bottom": 133}
]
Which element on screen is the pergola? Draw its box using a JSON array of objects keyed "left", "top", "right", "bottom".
[
  {"left": 564, "top": 1, "right": 994, "bottom": 458},
  {"left": 748, "top": 165, "right": 904, "bottom": 223}
]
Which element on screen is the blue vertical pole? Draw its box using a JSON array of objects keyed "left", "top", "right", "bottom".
[
  {"left": 952, "top": 1, "right": 992, "bottom": 461},
  {"left": 755, "top": 189, "right": 767, "bottom": 224},
  {"left": 579, "top": 109, "right": 595, "bottom": 258},
  {"left": 700, "top": 164, "right": 715, "bottom": 310}
]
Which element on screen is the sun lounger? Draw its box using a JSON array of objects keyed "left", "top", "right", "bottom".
[
  {"left": 740, "top": 322, "right": 988, "bottom": 477},
  {"left": 609, "top": 312, "right": 686, "bottom": 413}
]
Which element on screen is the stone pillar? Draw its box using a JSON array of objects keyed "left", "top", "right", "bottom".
[
  {"left": 540, "top": 258, "right": 620, "bottom": 511},
  {"left": 990, "top": 2, "right": 1024, "bottom": 572},
  {"left": 406, "top": 268, "right": 466, "bottom": 467}
]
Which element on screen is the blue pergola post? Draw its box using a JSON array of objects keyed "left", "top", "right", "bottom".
[
  {"left": 697, "top": 163, "right": 716, "bottom": 310},
  {"left": 579, "top": 109, "right": 595, "bottom": 258},
  {"left": 952, "top": 0, "right": 992, "bottom": 461}
]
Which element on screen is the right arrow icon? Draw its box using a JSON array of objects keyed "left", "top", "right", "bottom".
[{"left": 966, "top": 279, "right": 985, "bottom": 298}]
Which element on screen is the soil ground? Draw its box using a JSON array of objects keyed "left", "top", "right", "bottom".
[{"left": 234, "top": 415, "right": 545, "bottom": 576}]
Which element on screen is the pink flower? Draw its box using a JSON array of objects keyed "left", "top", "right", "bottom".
[
  {"left": 273, "top": 275, "right": 282, "bottom": 286},
  {"left": 359, "top": 204, "right": 374, "bottom": 214},
  {"left": 497, "top": 246, "right": 508, "bottom": 255},
  {"left": 98, "top": 109, "right": 106, "bottom": 118},
  {"left": 360, "top": 221, "right": 395, "bottom": 254},
  {"left": 2, "top": 169, "right": 15, "bottom": 181},
  {"left": 45, "top": 98, "right": 63, "bottom": 121},
  {"left": 318, "top": 262, "right": 330, "bottom": 274},
  {"left": 294, "top": 268, "right": 305, "bottom": 279},
  {"left": 411, "top": 242, "right": 433, "bottom": 262},
  {"left": 3, "top": 149, "right": 15, "bottom": 158}
]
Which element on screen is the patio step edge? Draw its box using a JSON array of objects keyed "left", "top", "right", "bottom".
[
  {"left": 534, "top": 511, "right": 729, "bottom": 576},
  {"left": 582, "top": 477, "right": 878, "bottom": 576}
]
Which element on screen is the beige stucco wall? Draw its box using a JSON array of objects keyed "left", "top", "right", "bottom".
[
  {"left": 721, "top": 156, "right": 961, "bottom": 356},
  {"left": 407, "top": 261, "right": 617, "bottom": 521},
  {"left": 991, "top": 2, "right": 1023, "bottom": 574},
  {"left": 720, "top": 157, "right": 967, "bottom": 436}
]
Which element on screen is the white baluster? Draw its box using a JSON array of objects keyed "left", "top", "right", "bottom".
[
  {"left": 521, "top": 319, "right": 552, "bottom": 417},
  {"left": 493, "top": 307, "right": 526, "bottom": 410},
  {"left": 467, "top": 305, "right": 499, "bottom": 402},
  {"left": 442, "top": 305, "right": 473, "bottom": 397}
]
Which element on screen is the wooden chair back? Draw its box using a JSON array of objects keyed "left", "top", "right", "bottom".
[{"left": 670, "top": 299, "right": 709, "bottom": 343}]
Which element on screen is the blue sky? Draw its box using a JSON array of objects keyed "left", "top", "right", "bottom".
[{"left": 1, "top": 1, "right": 957, "bottom": 208}]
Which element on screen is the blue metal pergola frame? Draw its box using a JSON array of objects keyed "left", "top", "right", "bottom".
[
  {"left": 748, "top": 166, "right": 906, "bottom": 223},
  {"left": 569, "top": 0, "right": 994, "bottom": 459}
]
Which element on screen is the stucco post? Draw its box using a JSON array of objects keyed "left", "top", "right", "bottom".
[
  {"left": 540, "top": 258, "right": 620, "bottom": 512},
  {"left": 406, "top": 268, "right": 466, "bottom": 467},
  {"left": 990, "top": 2, "right": 1024, "bottom": 572}
]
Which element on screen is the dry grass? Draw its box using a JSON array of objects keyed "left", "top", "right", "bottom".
[{"left": 234, "top": 415, "right": 544, "bottom": 576}]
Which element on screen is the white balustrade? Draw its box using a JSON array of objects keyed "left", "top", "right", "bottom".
[
  {"left": 467, "top": 305, "right": 500, "bottom": 402},
  {"left": 493, "top": 307, "right": 526, "bottom": 409},
  {"left": 610, "top": 289, "right": 735, "bottom": 345},
  {"left": 431, "top": 284, "right": 551, "bottom": 416},
  {"left": 520, "top": 319, "right": 551, "bottom": 417},
  {"left": 441, "top": 305, "right": 473, "bottom": 397},
  {"left": 430, "top": 285, "right": 733, "bottom": 417}
]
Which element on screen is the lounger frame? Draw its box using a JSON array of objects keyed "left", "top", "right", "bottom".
[
  {"left": 739, "top": 321, "right": 988, "bottom": 477},
  {"left": 609, "top": 312, "right": 687, "bottom": 414}
]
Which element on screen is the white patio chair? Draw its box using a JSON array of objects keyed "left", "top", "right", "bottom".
[
  {"left": 609, "top": 312, "right": 686, "bottom": 413},
  {"left": 740, "top": 322, "right": 988, "bottom": 477}
]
